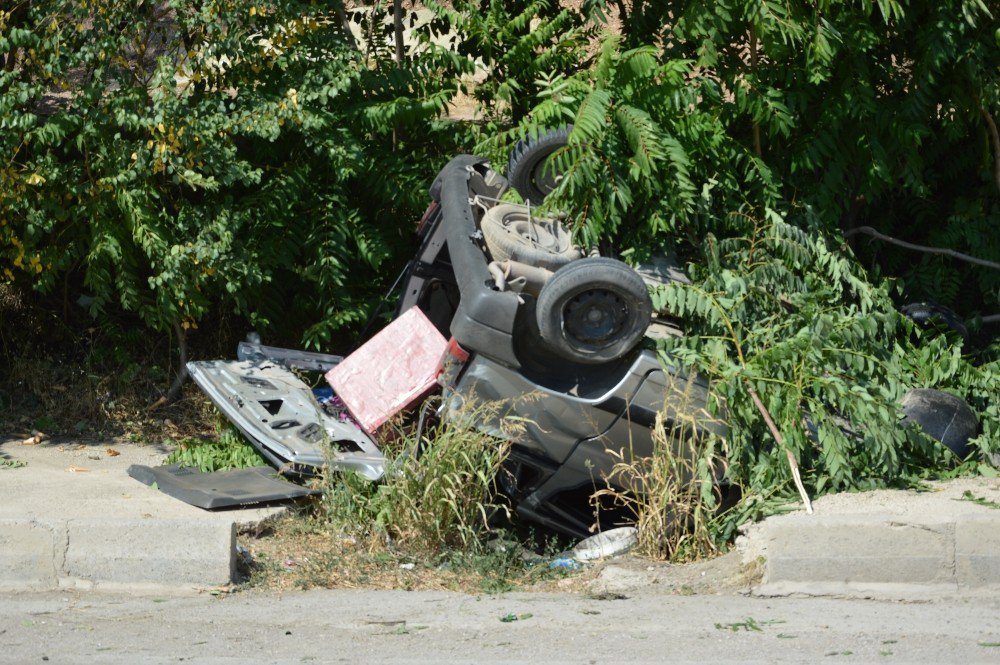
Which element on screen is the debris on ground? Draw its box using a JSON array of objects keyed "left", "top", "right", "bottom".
[
  {"left": 128, "top": 464, "right": 319, "bottom": 510},
  {"left": 20, "top": 431, "right": 48, "bottom": 446},
  {"left": 162, "top": 141, "right": 987, "bottom": 568}
]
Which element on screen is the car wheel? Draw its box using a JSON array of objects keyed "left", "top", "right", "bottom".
[
  {"left": 901, "top": 388, "right": 979, "bottom": 459},
  {"left": 900, "top": 302, "right": 969, "bottom": 343},
  {"left": 535, "top": 257, "right": 652, "bottom": 364},
  {"left": 507, "top": 126, "right": 571, "bottom": 204},
  {"left": 480, "top": 203, "right": 583, "bottom": 270}
]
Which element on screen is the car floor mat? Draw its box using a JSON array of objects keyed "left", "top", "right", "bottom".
[{"left": 128, "top": 464, "right": 320, "bottom": 510}]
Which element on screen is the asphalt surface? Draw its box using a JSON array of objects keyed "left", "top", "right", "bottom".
[{"left": 3, "top": 588, "right": 1000, "bottom": 664}]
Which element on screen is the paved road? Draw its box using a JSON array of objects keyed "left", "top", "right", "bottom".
[{"left": 3, "top": 588, "right": 999, "bottom": 663}]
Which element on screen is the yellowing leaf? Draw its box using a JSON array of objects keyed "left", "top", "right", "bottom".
[{"left": 25, "top": 173, "right": 45, "bottom": 185}]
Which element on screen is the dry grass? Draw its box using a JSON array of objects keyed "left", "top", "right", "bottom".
[
  {"left": 316, "top": 400, "right": 526, "bottom": 555},
  {"left": 241, "top": 513, "right": 594, "bottom": 594},
  {"left": 594, "top": 375, "right": 728, "bottom": 562},
  {"left": 0, "top": 284, "right": 221, "bottom": 442},
  {"left": 240, "top": 399, "right": 591, "bottom": 594}
]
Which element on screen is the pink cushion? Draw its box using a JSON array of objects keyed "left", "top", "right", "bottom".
[{"left": 325, "top": 307, "right": 448, "bottom": 434}]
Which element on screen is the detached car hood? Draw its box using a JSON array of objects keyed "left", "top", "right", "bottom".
[{"left": 187, "top": 359, "right": 385, "bottom": 480}]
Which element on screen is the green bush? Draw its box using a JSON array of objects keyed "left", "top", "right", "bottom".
[
  {"left": 503, "top": 10, "right": 999, "bottom": 539},
  {"left": 166, "top": 426, "right": 268, "bottom": 473},
  {"left": 506, "top": 2, "right": 999, "bottom": 316},
  {"left": 1, "top": 0, "right": 468, "bottom": 350}
]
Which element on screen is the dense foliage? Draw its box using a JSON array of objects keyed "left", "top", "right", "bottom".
[
  {"left": 0, "top": 0, "right": 473, "bottom": 350},
  {"left": 499, "top": 2, "right": 999, "bottom": 531}
]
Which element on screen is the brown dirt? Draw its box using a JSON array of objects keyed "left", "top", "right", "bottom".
[{"left": 240, "top": 513, "right": 598, "bottom": 594}]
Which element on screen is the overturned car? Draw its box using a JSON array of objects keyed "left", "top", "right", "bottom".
[
  {"left": 188, "top": 134, "right": 979, "bottom": 538},
  {"left": 189, "top": 146, "right": 726, "bottom": 537}
]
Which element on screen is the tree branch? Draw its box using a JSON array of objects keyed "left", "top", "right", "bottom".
[
  {"left": 746, "top": 385, "right": 813, "bottom": 514},
  {"left": 749, "top": 27, "right": 762, "bottom": 158},
  {"left": 980, "top": 103, "right": 1000, "bottom": 195},
  {"left": 336, "top": 4, "right": 360, "bottom": 51},
  {"left": 148, "top": 320, "right": 189, "bottom": 411},
  {"left": 393, "top": 0, "right": 405, "bottom": 66},
  {"left": 844, "top": 226, "right": 1000, "bottom": 271},
  {"left": 392, "top": 0, "right": 405, "bottom": 151}
]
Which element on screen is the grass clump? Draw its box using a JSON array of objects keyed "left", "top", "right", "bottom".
[
  {"left": 242, "top": 401, "right": 581, "bottom": 592},
  {"left": 166, "top": 425, "right": 267, "bottom": 472},
  {"left": 321, "top": 401, "right": 513, "bottom": 556},
  {"left": 594, "top": 378, "right": 729, "bottom": 563}
]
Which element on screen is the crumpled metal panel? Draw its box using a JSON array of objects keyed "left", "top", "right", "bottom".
[{"left": 187, "top": 359, "right": 385, "bottom": 480}]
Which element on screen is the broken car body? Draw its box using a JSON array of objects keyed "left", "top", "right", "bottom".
[
  {"left": 188, "top": 136, "right": 980, "bottom": 537},
  {"left": 189, "top": 152, "right": 722, "bottom": 538}
]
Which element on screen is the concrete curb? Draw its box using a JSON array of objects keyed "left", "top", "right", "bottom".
[
  {"left": 739, "top": 478, "right": 1000, "bottom": 599},
  {"left": 0, "top": 438, "right": 284, "bottom": 593}
]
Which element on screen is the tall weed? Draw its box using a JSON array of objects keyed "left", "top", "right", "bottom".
[
  {"left": 594, "top": 378, "right": 728, "bottom": 562},
  {"left": 320, "top": 402, "right": 514, "bottom": 556}
]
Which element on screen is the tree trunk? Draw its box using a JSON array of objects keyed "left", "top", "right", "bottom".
[{"left": 148, "top": 320, "right": 189, "bottom": 410}]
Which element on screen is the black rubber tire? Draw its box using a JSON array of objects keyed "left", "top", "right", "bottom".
[
  {"left": 901, "top": 388, "right": 980, "bottom": 459},
  {"left": 507, "top": 126, "right": 571, "bottom": 204},
  {"left": 535, "top": 257, "right": 653, "bottom": 364},
  {"left": 900, "top": 302, "right": 969, "bottom": 343},
  {"left": 480, "top": 203, "right": 582, "bottom": 270}
]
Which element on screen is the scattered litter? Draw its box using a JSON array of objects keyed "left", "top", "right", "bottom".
[
  {"left": 236, "top": 544, "right": 254, "bottom": 567},
  {"left": 106, "top": 448, "right": 121, "bottom": 457},
  {"left": 64, "top": 465, "right": 90, "bottom": 473},
  {"left": 0, "top": 459, "right": 27, "bottom": 469},
  {"left": 955, "top": 490, "right": 1000, "bottom": 510},
  {"left": 714, "top": 617, "right": 786, "bottom": 632},
  {"left": 499, "top": 613, "right": 533, "bottom": 623},
  {"left": 549, "top": 557, "right": 580, "bottom": 570},
  {"left": 571, "top": 527, "right": 638, "bottom": 561},
  {"left": 399, "top": 563, "right": 416, "bottom": 570},
  {"left": 20, "top": 431, "right": 48, "bottom": 446}
]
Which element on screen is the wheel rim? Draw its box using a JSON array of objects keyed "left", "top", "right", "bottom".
[
  {"left": 528, "top": 156, "right": 559, "bottom": 200},
  {"left": 562, "top": 288, "right": 630, "bottom": 350},
  {"left": 504, "top": 218, "right": 569, "bottom": 253}
]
